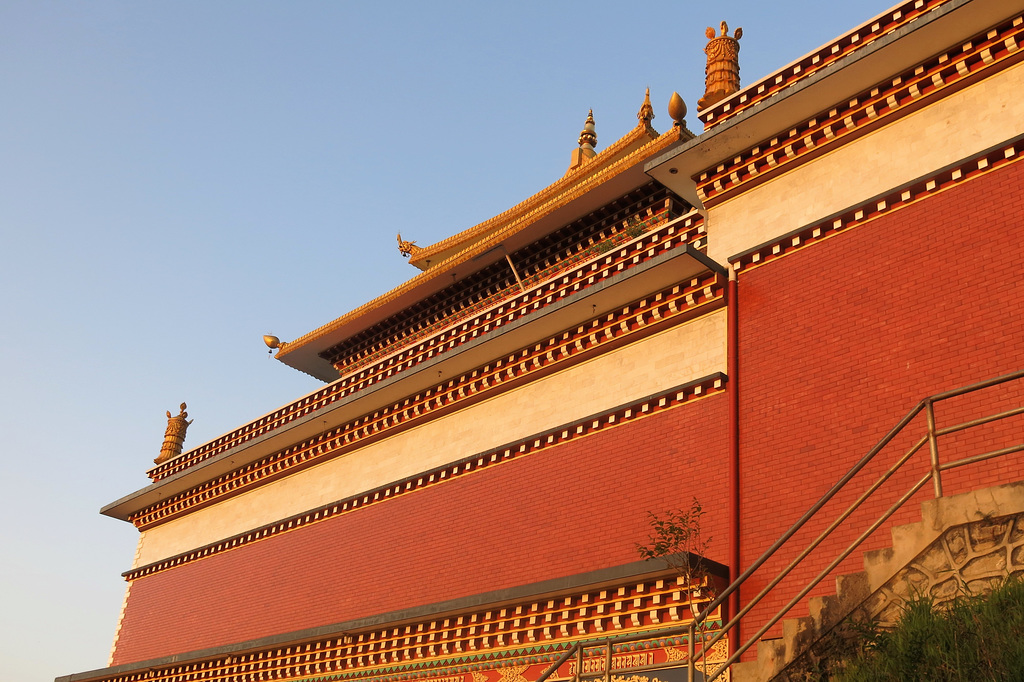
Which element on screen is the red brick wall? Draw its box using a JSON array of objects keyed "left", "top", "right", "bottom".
[
  {"left": 110, "top": 160, "right": 1024, "bottom": 667},
  {"left": 112, "top": 393, "right": 730, "bottom": 665},
  {"left": 736, "top": 159, "right": 1024, "bottom": 647}
]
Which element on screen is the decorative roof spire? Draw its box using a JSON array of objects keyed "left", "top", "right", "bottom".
[
  {"left": 567, "top": 109, "right": 598, "bottom": 173},
  {"left": 668, "top": 91, "right": 688, "bottom": 128},
  {"left": 638, "top": 87, "right": 655, "bottom": 127},
  {"left": 698, "top": 21, "right": 743, "bottom": 111},
  {"left": 578, "top": 109, "right": 597, "bottom": 152}
]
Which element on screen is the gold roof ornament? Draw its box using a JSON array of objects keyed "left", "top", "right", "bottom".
[
  {"left": 155, "top": 403, "right": 193, "bottom": 465},
  {"left": 279, "top": 125, "right": 684, "bottom": 362},
  {"left": 668, "top": 91, "right": 687, "bottom": 128},
  {"left": 263, "top": 335, "right": 283, "bottom": 356},
  {"left": 638, "top": 87, "right": 655, "bottom": 128},
  {"left": 698, "top": 21, "right": 743, "bottom": 111},
  {"left": 567, "top": 109, "right": 598, "bottom": 173},
  {"left": 578, "top": 109, "right": 597, "bottom": 151},
  {"left": 397, "top": 233, "right": 422, "bottom": 258}
]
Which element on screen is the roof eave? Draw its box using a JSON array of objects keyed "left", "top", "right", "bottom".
[
  {"left": 407, "top": 125, "right": 661, "bottom": 269},
  {"left": 104, "top": 241, "right": 722, "bottom": 521},
  {"left": 645, "top": 0, "right": 1021, "bottom": 203},
  {"left": 276, "top": 135, "right": 678, "bottom": 381}
]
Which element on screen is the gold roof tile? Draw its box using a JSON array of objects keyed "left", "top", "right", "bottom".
[
  {"left": 276, "top": 123, "right": 684, "bottom": 364},
  {"left": 408, "top": 120, "right": 662, "bottom": 268}
]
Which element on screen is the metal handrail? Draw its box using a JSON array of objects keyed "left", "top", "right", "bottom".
[
  {"left": 686, "top": 368, "right": 1024, "bottom": 681},
  {"left": 533, "top": 370, "right": 1024, "bottom": 682},
  {"left": 535, "top": 624, "right": 720, "bottom": 682}
]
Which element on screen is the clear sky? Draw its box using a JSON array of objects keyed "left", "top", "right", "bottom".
[{"left": 0, "top": 1, "right": 892, "bottom": 679}]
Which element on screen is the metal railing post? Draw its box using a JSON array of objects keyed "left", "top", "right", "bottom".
[
  {"left": 687, "top": 622, "right": 695, "bottom": 682},
  {"left": 925, "top": 398, "right": 943, "bottom": 498},
  {"left": 534, "top": 371, "right": 1022, "bottom": 682}
]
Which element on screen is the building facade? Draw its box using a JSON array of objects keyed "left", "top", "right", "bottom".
[{"left": 60, "top": 0, "right": 1024, "bottom": 680}]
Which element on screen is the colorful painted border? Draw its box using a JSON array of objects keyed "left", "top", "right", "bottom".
[
  {"left": 91, "top": 574, "right": 727, "bottom": 682},
  {"left": 148, "top": 210, "right": 706, "bottom": 483},
  {"left": 127, "top": 372, "right": 726, "bottom": 575},
  {"left": 728, "top": 135, "right": 1024, "bottom": 273}
]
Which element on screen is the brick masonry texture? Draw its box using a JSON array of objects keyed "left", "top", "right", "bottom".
[
  {"left": 111, "top": 394, "right": 730, "bottom": 665},
  {"left": 736, "top": 159, "right": 1024, "bottom": 649}
]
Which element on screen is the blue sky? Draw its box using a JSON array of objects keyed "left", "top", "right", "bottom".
[{"left": 0, "top": 1, "right": 890, "bottom": 679}]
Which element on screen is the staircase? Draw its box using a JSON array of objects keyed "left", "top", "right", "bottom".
[
  {"left": 731, "top": 480, "right": 1024, "bottom": 681},
  {"left": 534, "top": 371, "right": 1024, "bottom": 682},
  {"left": 683, "top": 369, "right": 1024, "bottom": 682}
]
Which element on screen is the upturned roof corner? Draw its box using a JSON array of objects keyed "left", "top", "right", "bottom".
[{"left": 407, "top": 89, "right": 667, "bottom": 273}]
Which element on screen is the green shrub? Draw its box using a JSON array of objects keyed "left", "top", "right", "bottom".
[{"left": 831, "top": 577, "right": 1024, "bottom": 681}]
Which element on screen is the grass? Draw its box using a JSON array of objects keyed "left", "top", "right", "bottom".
[{"left": 830, "top": 576, "right": 1024, "bottom": 681}]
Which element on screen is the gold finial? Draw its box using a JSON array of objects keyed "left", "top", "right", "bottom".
[
  {"left": 638, "top": 87, "right": 655, "bottom": 127},
  {"left": 698, "top": 21, "right": 743, "bottom": 111},
  {"left": 578, "top": 109, "right": 597, "bottom": 151},
  {"left": 155, "top": 403, "right": 193, "bottom": 465},
  {"left": 397, "top": 232, "right": 421, "bottom": 258},
  {"left": 567, "top": 109, "right": 598, "bottom": 173},
  {"left": 668, "top": 92, "right": 687, "bottom": 127}
]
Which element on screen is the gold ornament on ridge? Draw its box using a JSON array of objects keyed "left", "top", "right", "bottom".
[
  {"left": 156, "top": 403, "right": 193, "bottom": 465},
  {"left": 698, "top": 21, "right": 743, "bottom": 111},
  {"left": 668, "top": 92, "right": 687, "bottom": 127}
]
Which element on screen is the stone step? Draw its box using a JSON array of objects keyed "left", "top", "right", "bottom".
[
  {"left": 781, "top": 616, "right": 815, "bottom": 665},
  {"left": 863, "top": 542, "right": 905, "bottom": 591},
  {"left": 753, "top": 637, "right": 785, "bottom": 680},
  {"left": 807, "top": 594, "right": 839, "bottom": 630},
  {"left": 726, "top": 479, "right": 1024, "bottom": 681},
  {"left": 729, "top": 660, "right": 759, "bottom": 682},
  {"left": 835, "top": 571, "right": 870, "bottom": 605}
]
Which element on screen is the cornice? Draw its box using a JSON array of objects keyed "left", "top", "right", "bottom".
[
  {"left": 696, "top": 12, "right": 1024, "bottom": 208},
  {"left": 133, "top": 276, "right": 724, "bottom": 529},
  {"left": 698, "top": 0, "right": 953, "bottom": 129},
  {"left": 729, "top": 134, "right": 1024, "bottom": 272},
  {"left": 144, "top": 210, "right": 706, "bottom": 484}
]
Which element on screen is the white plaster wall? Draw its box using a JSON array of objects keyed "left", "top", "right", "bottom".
[
  {"left": 706, "top": 60, "right": 1024, "bottom": 265},
  {"left": 136, "top": 308, "right": 727, "bottom": 565}
]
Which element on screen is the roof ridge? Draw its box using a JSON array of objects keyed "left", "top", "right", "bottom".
[
  {"left": 409, "top": 122, "right": 660, "bottom": 266},
  {"left": 276, "top": 125, "right": 683, "bottom": 360}
]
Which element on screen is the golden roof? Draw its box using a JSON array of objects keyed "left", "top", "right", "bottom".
[
  {"left": 275, "top": 110, "right": 687, "bottom": 375},
  {"left": 407, "top": 115, "right": 662, "bottom": 270}
]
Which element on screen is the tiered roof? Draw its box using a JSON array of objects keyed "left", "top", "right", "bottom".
[{"left": 273, "top": 98, "right": 693, "bottom": 380}]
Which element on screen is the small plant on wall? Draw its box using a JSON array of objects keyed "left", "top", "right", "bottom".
[
  {"left": 636, "top": 498, "right": 714, "bottom": 626},
  {"left": 625, "top": 216, "right": 646, "bottom": 239}
]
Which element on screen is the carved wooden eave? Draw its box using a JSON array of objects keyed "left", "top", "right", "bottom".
[{"left": 274, "top": 123, "right": 683, "bottom": 382}]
